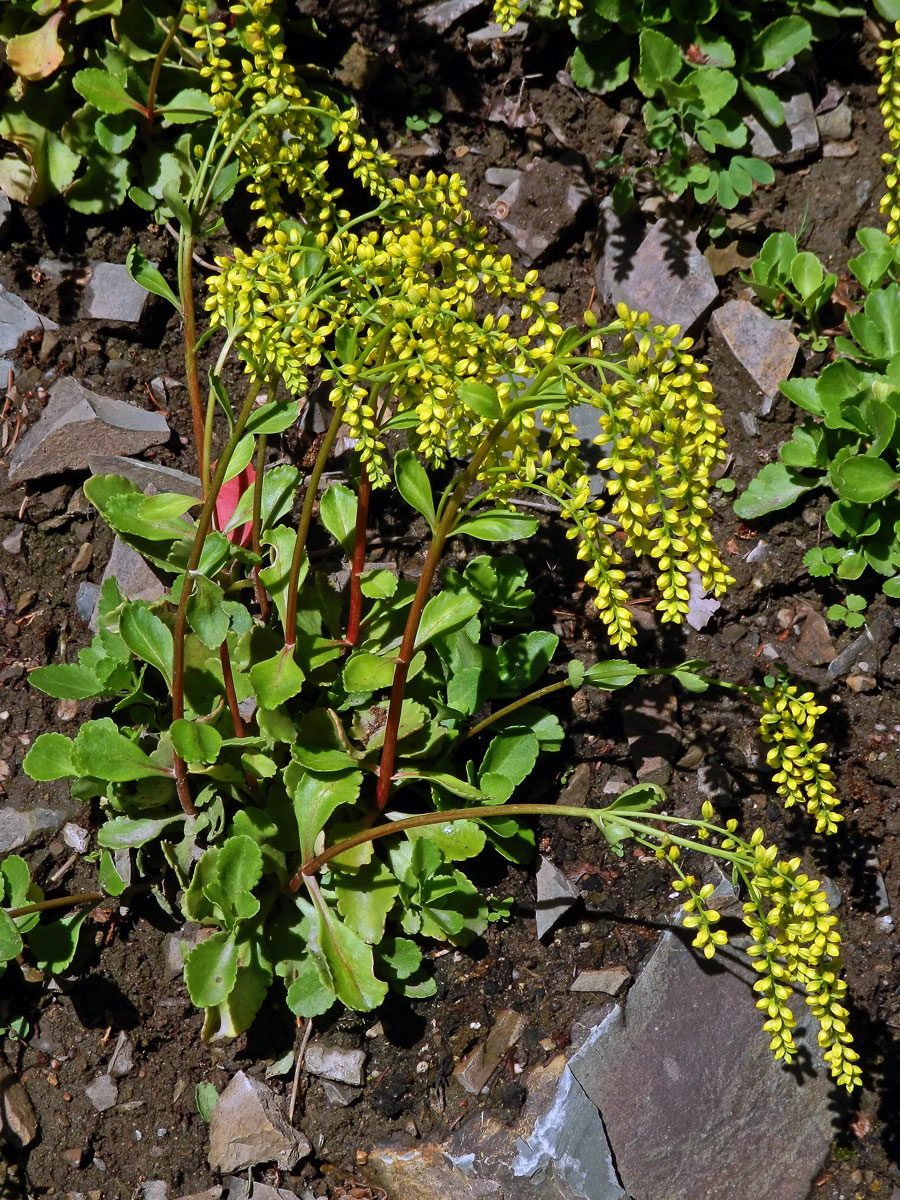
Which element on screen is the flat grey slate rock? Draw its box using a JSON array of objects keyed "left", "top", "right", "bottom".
[
  {"left": 602, "top": 219, "right": 717, "bottom": 334},
  {"left": 490, "top": 158, "right": 591, "bottom": 264},
  {"left": 368, "top": 1051, "right": 624, "bottom": 1199},
  {"left": 303, "top": 1042, "right": 366, "bottom": 1087},
  {"left": 568, "top": 932, "right": 834, "bottom": 1200},
  {"left": 9, "top": 377, "right": 169, "bottom": 485},
  {"left": 0, "top": 802, "right": 73, "bottom": 855},
  {"left": 747, "top": 91, "right": 819, "bottom": 164},
  {"left": 535, "top": 855, "right": 580, "bottom": 939},
  {"left": 0, "top": 285, "right": 57, "bottom": 358},
  {"left": 208, "top": 1070, "right": 310, "bottom": 1174},
  {"left": 82, "top": 262, "right": 151, "bottom": 323},
  {"left": 710, "top": 300, "right": 799, "bottom": 399},
  {"left": 88, "top": 454, "right": 202, "bottom": 498}
]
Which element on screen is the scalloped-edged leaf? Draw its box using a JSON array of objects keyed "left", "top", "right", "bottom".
[
  {"left": 23, "top": 733, "right": 76, "bottom": 781},
  {"left": 733, "top": 462, "right": 820, "bottom": 519},
  {"left": 74, "top": 718, "right": 170, "bottom": 781},
  {"left": 72, "top": 68, "right": 144, "bottom": 115}
]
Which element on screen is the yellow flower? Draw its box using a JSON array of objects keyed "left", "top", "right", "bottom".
[{"left": 758, "top": 680, "right": 842, "bottom": 834}]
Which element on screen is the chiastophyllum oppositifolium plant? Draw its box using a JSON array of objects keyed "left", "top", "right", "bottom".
[
  {"left": 735, "top": 19, "right": 900, "bottom": 597},
  {"left": 8, "top": 0, "right": 859, "bottom": 1092}
]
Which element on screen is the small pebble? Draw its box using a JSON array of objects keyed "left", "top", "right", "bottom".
[{"left": 846, "top": 674, "right": 877, "bottom": 693}]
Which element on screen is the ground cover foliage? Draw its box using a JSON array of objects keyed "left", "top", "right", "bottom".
[{"left": 7, "top": 0, "right": 900, "bottom": 1192}]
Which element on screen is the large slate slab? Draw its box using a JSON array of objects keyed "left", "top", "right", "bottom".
[
  {"left": 568, "top": 932, "right": 835, "bottom": 1200},
  {"left": 710, "top": 300, "right": 799, "bottom": 400},
  {"left": 8, "top": 377, "right": 169, "bottom": 484},
  {"left": 0, "top": 285, "right": 57, "bottom": 358},
  {"left": 600, "top": 219, "right": 717, "bottom": 334}
]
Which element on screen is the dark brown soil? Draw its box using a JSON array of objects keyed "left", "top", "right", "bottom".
[{"left": 1, "top": 6, "right": 899, "bottom": 1200}]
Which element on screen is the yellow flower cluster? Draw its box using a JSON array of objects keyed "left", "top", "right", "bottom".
[
  {"left": 492, "top": 0, "right": 582, "bottom": 32},
  {"left": 658, "top": 808, "right": 859, "bottom": 1091},
  {"left": 758, "top": 681, "right": 842, "bottom": 835},
  {"left": 877, "top": 23, "right": 900, "bottom": 241},
  {"left": 590, "top": 304, "right": 733, "bottom": 629},
  {"left": 184, "top": 0, "right": 395, "bottom": 231},
  {"left": 739, "top": 841, "right": 861, "bottom": 1092},
  {"left": 671, "top": 872, "right": 728, "bottom": 958},
  {"left": 190, "top": 2, "right": 730, "bottom": 650}
]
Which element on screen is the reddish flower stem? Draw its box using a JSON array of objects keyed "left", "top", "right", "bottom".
[{"left": 345, "top": 461, "right": 371, "bottom": 647}]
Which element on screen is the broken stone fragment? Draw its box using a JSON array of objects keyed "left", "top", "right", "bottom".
[
  {"left": 207, "top": 1070, "right": 310, "bottom": 1173},
  {"left": 489, "top": 157, "right": 591, "bottom": 264},
  {"left": 601, "top": 219, "right": 718, "bottom": 334},
  {"left": 320, "top": 1079, "right": 359, "bottom": 1107},
  {"left": 0, "top": 285, "right": 57, "bottom": 359},
  {"left": 82, "top": 262, "right": 151, "bottom": 323},
  {"left": 570, "top": 966, "right": 631, "bottom": 995},
  {"left": 453, "top": 1009, "right": 528, "bottom": 1096},
  {"left": 0, "top": 1052, "right": 38, "bottom": 1148},
  {"left": 221, "top": 1180, "right": 305, "bottom": 1200},
  {"left": 303, "top": 1042, "right": 366, "bottom": 1087},
  {"left": 85, "top": 1073, "right": 118, "bottom": 1113},
  {"left": 8, "top": 377, "right": 169, "bottom": 485},
  {"left": 746, "top": 91, "right": 819, "bottom": 164},
  {"left": 107, "top": 1030, "right": 135, "bottom": 1078},
  {"left": 816, "top": 100, "right": 852, "bottom": 141},
  {"left": 370, "top": 1049, "right": 624, "bottom": 1199},
  {"left": 793, "top": 607, "right": 835, "bottom": 668},
  {"left": 419, "top": 0, "right": 483, "bottom": 33},
  {"left": 0, "top": 802, "right": 73, "bottom": 855},
  {"left": 534, "top": 855, "right": 580, "bottom": 940},
  {"left": 710, "top": 300, "right": 799, "bottom": 401}
]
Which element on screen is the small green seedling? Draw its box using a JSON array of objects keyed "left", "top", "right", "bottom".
[{"left": 826, "top": 594, "right": 867, "bottom": 629}]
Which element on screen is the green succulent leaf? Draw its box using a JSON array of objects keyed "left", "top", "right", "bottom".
[
  {"left": 453, "top": 510, "right": 539, "bottom": 541},
  {"left": 185, "top": 932, "right": 239, "bottom": 1008},
  {"left": 307, "top": 893, "right": 388, "bottom": 1012},
  {"left": 74, "top": 718, "right": 171, "bottom": 781},
  {"left": 72, "top": 68, "right": 144, "bottom": 115},
  {"left": 249, "top": 648, "right": 306, "bottom": 709},
  {"left": 734, "top": 462, "right": 821, "bottom": 518},
  {"left": 28, "top": 663, "right": 104, "bottom": 700},
  {"left": 394, "top": 450, "right": 436, "bottom": 530},
  {"left": 119, "top": 604, "right": 174, "bottom": 687},
  {"left": 27, "top": 909, "right": 93, "bottom": 974},
  {"left": 23, "top": 733, "right": 76, "bottom": 781},
  {"left": 832, "top": 455, "right": 900, "bottom": 504},
  {"left": 320, "top": 484, "right": 357, "bottom": 556},
  {"left": 171, "top": 719, "right": 223, "bottom": 765}
]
